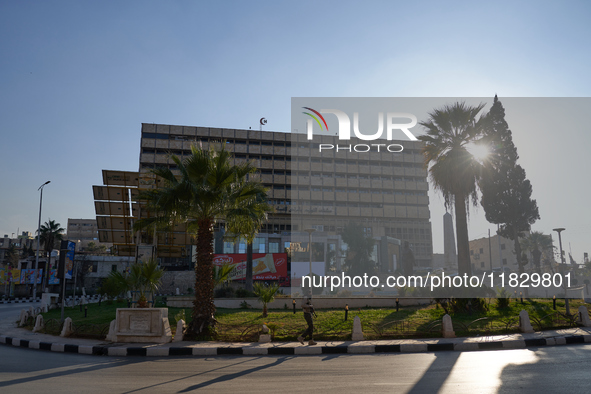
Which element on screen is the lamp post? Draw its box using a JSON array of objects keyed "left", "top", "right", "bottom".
[
  {"left": 33, "top": 181, "right": 50, "bottom": 300},
  {"left": 304, "top": 228, "right": 316, "bottom": 299},
  {"left": 553, "top": 227, "right": 569, "bottom": 315}
]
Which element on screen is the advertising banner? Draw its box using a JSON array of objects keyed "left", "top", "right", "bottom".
[
  {"left": 213, "top": 253, "right": 288, "bottom": 281},
  {"left": 65, "top": 241, "right": 75, "bottom": 280},
  {"left": 20, "top": 269, "right": 43, "bottom": 284},
  {"left": 48, "top": 269, "right": 60, "bottom": 285}
]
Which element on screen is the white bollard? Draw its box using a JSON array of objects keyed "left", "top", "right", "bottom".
[
  {"left": 60, "top": 317, "right": 74, "bottom": 337},
  {"left": 442, "top": 314, "right": 456, "bottom": 338},
  {"left": 519, "top": 310, "right": 534, "bottom": 333},
  {"left": 32, "top": 315, "right": 44, "bottom": 333},
  {"left": 173, "top": 319, "right": 185, "bottom": 342},
  {"left": 578, "top": 306, "right": 591, "bottom": 327},
  {"left": 352, "top": 316, "right": 364, "bottom": 341}
]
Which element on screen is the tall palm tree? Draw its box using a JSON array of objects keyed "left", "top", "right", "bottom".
[
  {"left": 38, "top": 219, "right": 64, "bottom": 285},
  {"left": 419, "top": 102, "right": 487, "bottom": 276},
  {"left": 521, "top": 231, "right": 553, "bottom": 273},
  {"left": 39, "top": 219, "right": 65, "bottom": 260},
  {"left": 135, "top": 144, "right": 272, "bottom": 336}
]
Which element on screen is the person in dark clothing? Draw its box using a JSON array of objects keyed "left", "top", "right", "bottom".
[{"left": 298, "top": 297, "right": 317, "bottom": 345}]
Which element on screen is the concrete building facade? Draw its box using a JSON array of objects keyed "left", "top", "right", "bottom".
[{"left": 94, "top": 123, "right": 434, "bottom": 273}]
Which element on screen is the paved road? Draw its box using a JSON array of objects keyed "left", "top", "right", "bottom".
[
  {"left": 2, "top": 343, "right": 591, "bottom": 393},
  {"left": 0, "top": 303, "right": 34, "bottom": 321}
]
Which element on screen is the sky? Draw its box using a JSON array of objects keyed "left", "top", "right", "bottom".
[{"left": 1, "top": 1, "right": 590, "bottom": 262}]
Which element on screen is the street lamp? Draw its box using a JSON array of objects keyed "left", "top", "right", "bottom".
[
  {"left": 33, "top": 181, "right": 50, "bottom": 300},
  {"left": 304, "top": 228, "right": 316, "bottom": 299},
  {"left": 552, "top": 228, "right": 566, "bottom": 265},
  {"left": 553, "top": 227, "right": 569, "bottom": 315}
]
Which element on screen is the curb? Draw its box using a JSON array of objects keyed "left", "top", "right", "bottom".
[
  {"left": 2, "top": 333, "right": 591, "bottom": 357},
  {"left": 0, "top": 298, "right": 40, "bottom": 304}
]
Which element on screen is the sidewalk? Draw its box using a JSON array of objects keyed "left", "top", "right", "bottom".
[{"left": 1, "top": 314, "right": 591, "bottom": 357}]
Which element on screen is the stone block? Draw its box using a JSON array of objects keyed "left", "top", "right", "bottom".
[
  {"left": 519, "top": 310, "right": 534, "bottom": 333},
  {"left": 60, "top": 317, "right": 74, "bottom": 337},
  {"left": 18, "top": 309, "right": 29, "bottom": 327},
  {"left": 111, "top": 308, "right": 172, "bottom": 343},
  {"left": 351, "top": 316, "right": 364, "bottom": 341},
  {"left": 173, "top": 319, "right": 185, "bottom": 342},
  {"left": 32, "top": 315, "right": 44, "bottom": 333},
  {"left": 41, "top": 293, "right": 59, "bottom": 310},
  {"left": 106, "top": 319, "right": 117, "bottom": 342},
  {"left": 578, "top": 306, "right": 591, "bottom": 327},
  {"left": 442, "top": 314, "right": 455, "bottom": 338}
]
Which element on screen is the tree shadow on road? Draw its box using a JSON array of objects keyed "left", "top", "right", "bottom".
[
  {"left": 407, "top": 351, "right": 461, "bottom": 394},
  {"left": 175, "top": 356, "right": 293, "bottom": 392}
]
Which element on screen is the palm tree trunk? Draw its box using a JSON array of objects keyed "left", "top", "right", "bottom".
[
  {"left": 454, "top": 193, "right": 472, "bottom": 276},
  {"left": 246, "top": 241, "right": 253, "bottom": 292},
  {"left": 189, "top": 217, "right": 216, "bottom": 336}
]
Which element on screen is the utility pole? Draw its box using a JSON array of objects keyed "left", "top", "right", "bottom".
[{"left": 33, "top": 181, "right": 50, "bottom": 300}]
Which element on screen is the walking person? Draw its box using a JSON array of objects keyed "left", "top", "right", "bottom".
[{"left": 298, "top": 296, "right": 317, "bottom": 345}]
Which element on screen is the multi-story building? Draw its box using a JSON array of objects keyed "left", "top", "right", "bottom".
[
  {"left": 0, "top": 233, "right": 35, "bottom": 266},
  {"left": 468, "top": 233, "right": 554, "bottom": 273},
  {"left": 67, "top": 219, "right": 112, "bottom": 252},
  {"left": 93, "top": 123, "right": 434, "bottom": 273}
]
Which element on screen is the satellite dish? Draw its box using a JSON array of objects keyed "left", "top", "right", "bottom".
[{"left": 260, "top": 117, "right": 267, "bottom": 126}]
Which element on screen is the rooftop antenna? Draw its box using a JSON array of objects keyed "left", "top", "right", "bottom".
[{"left": 260, "top": 117, "right": 267, "bottom": 131}]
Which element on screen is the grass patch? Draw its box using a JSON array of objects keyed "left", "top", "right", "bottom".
[{"left": 37, "top": 298, "right": 588, "bottom": 341}]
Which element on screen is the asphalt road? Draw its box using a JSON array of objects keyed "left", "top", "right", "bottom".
[
  {"left": 2, "top": 343, "right": 591, "bottom": 393},
  {"left": 0, "top": 303, "right": 34, "bottom": 322}
]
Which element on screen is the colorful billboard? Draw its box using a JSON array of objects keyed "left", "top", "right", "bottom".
[
  {"left": 65, "top": 241, "right": 75, "bottom": 279},
  {"left": 20, "top": 269, "right": 43, "bottom": 284},
  {"left": 212, "top": 253, "right": 288, "bottom": 281}
]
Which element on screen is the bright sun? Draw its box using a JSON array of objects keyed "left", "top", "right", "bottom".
[{"left": 468, "top": 144, "right": 490, "bottom": 162}]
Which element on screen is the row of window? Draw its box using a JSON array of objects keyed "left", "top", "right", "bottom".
[
  {"left": 141, "top": 148, "right": 423, "bottom": 168},
  {"left": 479, "top": 259, "right": 508, "bottom": 267},
  {"left": 299, "top": 186, "right": 426, "bottom": 196},
  {"left": 142, "top": 133, "right": 424, "bottom": 155},
  {"left": 470, "top": 244, "right": 506, "bottom": 256},
  {"left": 142, "top": 133, "right": 292, "bottom": 147}
]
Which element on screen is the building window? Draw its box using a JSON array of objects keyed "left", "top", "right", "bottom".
[
  {"left": 501, "top": 244, "right": 506, "bottom": 250},
  {"left": 480, "top": 262, "right": 485, "bottom": 268},
  {"left": 223, "top": 241, "right": 234, "bottom": 254},
  {"left": 479, "top": 248, "right": 483, "bottom": 254},
  {"left": 470, "top": 250, "right": 474, "bottom": 255},
  {"left": 269, "top": 241, "right": 280, "bottom": 254},
  {"left": 92, "top": 262, "right": 98, "bottom": 273},
  {"left": 253, "top": 238, "right": 265, "bottom": 253},
  {"left": 502, "top": 258, "right": 507, "bottom": 266},
  {"left": 111, "top": 265, "right": 117, "bottom": 272}
]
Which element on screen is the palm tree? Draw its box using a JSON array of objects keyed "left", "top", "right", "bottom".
[
  {"left": 418, "top": 102, "right": 487, "bottom": 276},
  {"left": 38, "top": 219, "right": 64, "bottom": 285},
  {"left": 129, "top": 258, "right": 164, "bottom": 307},
  {"left": 135, "top": 144, "right": 272, "bottom": 336},
  {"left": 253, "top": 282, "right": 280, "bottom": 317},
  {"left": 521, "top": 231, "right": 553, "bottom": 273}
]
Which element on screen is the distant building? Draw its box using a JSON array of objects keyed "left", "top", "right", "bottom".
[
  {"left": 0, "top": 233, "right": 35, "bottom": 266},
  {"left": 467, "top": 233, "right": 555, "bottom": 272},
  {"left": 67, "top": 219, "right": 111, "bottom": 252}
]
